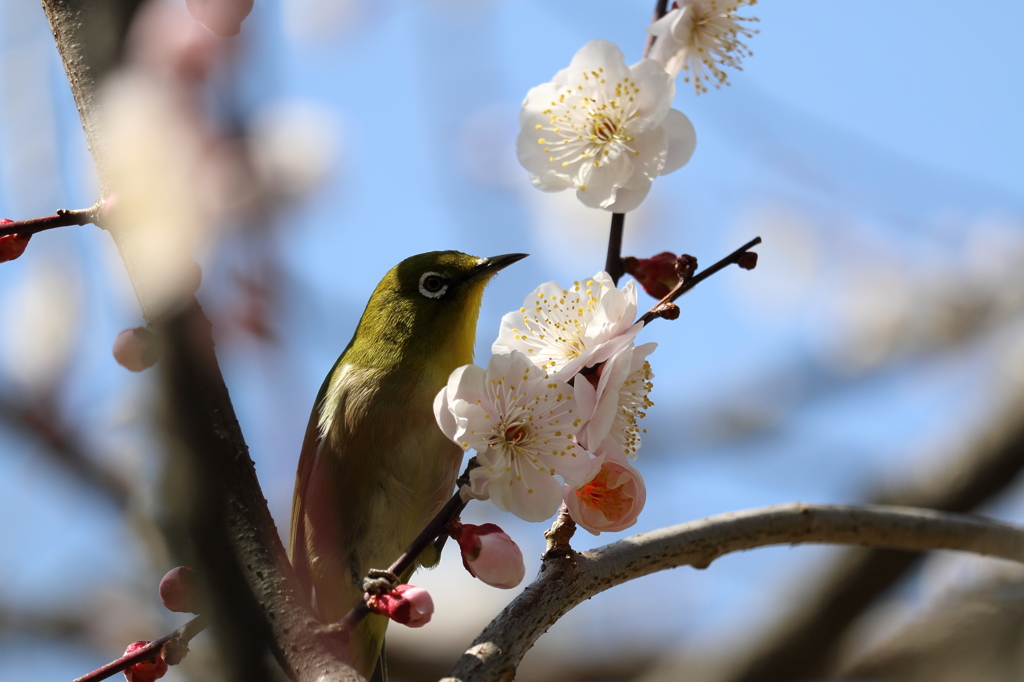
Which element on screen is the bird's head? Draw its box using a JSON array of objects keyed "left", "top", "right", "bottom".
[{"left": 347, "top": 251, "right": 528, "bottom": 377}]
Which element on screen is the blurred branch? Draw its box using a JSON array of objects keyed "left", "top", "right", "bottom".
[
  {"left": 718, "top": 394, "right": 1024, "bottom": 682},
  {"left": 0, "top": 393, "right": 131, "bottom": 508},
  {"left": 0, "top": 202, "right": 103, "bottom": 238},
  {"left": 444, "top": 503, "right": 1024, "bottom": 682},
  {"left": 40, "top": 2, "right": 358, "bottom": 680}
]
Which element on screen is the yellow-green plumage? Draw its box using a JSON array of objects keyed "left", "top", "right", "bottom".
[{"left": 289, "top": 251, "right": 525, "bottom": 678}]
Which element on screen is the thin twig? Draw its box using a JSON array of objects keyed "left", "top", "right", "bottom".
[
  {"left": 444, "top": 503, "right": 1024, "bottom": 682},
  {"left": 72, "top": 615, "right": 208, "bottom": 682},
  {"left": 637, "top": 236, "right": 761, "bottom": 326},
  {"left": 0, "top": 201, "right": 104, "bottom": 238},
  {"left": 605, "top": 213, "right": 626, "bottom": 284},
  {"left": 334, "top": 461, "right": 478, "bottom": 633}
]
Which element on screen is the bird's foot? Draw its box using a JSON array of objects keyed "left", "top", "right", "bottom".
[{"left": 362, "top": 569, "right": 399, "bottom": 594}]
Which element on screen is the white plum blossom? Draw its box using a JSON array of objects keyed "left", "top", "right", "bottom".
[
  {"left": 517, "top": 39, "right": 696, "bottom": 213},
  {"left": 564, "top": 454, "right": 648, "bottom": 535},
  {"left": 647, "top": 0, "right": 759, "bottom": 94},
  {"left": 493, "top": 272, "right": 641, "bottom": 382},
  {"left": 434, "top": 351, "right": 598, "bottom": 522},
  {"left": 574, "top": 342, "right": 656, "bottom": 459}
]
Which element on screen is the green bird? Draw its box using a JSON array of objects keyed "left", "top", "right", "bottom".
[{"left": 289, "top": 250, "right": 526, "bottom": 679}]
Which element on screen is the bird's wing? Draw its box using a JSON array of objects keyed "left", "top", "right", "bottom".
[{"left": 288, "top": 400, "right": 324, "bottom": 601}]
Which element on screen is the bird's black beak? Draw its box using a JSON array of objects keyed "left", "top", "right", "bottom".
[{"left": 469, "top": 253, "right": 528, "bottom": 281}]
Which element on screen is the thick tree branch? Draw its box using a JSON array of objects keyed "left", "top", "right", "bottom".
[
  {"left": 720, "top": 393, "right": 1024, "bottom": 682},
  {"left": 443, "top": 503, "right": 1024, "bottom": 682},
  {"left": 41, "top": 2, "right": 358, "bottom": 680}
]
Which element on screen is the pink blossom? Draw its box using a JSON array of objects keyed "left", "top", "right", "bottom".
[
  {"left": 453, "top": 522, "right": 526, "bottom": 589},
  {"left": 564, "top": 456, "right": 647, "bottom": 535},
  {"left": 365, "top": 584, "right": 434, "bottom": 628}
]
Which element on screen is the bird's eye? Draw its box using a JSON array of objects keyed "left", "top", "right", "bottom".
[{"left": 418, "top": 271, "right": 449, "bottom": 299}]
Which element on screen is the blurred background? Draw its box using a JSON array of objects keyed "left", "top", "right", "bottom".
[{"left": 1, "top": 0, "right": 1024, "bottom": 680}]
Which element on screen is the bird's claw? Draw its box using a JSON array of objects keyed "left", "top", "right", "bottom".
[{"left": 362, "top": 569, "right": 399, "bottom": 594}]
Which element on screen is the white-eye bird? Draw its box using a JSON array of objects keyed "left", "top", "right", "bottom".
[{"left": 289, "top": 251, "right": 526, "bottom": 679}]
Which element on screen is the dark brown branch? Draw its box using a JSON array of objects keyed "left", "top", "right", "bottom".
[
  {"left": 41, "top": 2, "right": 358, "bottom": 680},
  {"left": 605, "top": 213, "right": 626, "bottom": 285},
  {"left": 445, "top": 503, "right": 1024, "bottom": 682},
  {"left": 0, "top": 202, "right": 103, "bottom": 238},
  {"left": 637, "top": 236, "right": 761, "bottom": 326},
  {"left": 642, "top": 0, "right": 671, "bottom": 59},
  {"left": 73, "top": 615, "right": 207, "bottom": 682}
]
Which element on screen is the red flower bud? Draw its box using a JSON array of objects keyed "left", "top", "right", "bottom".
[
  {"left": 113, "top": 328, "right": 159, "bottom": 372},
  {"left": 365, "top": 584, "right": 433, "bottom": 628},
  {"left": 159, "top": 566, "right": 202, "bottom": 614},
  {"left": 622, "top": 252, "right": 680, "bottom": 299},
  {"left": 451, "top": 522, "right": 525, "bottom": 589},
  {"left": 122, "top": 641, "right": 168, "bottom": 682},
  {"left": 0, "top": 220, "right": 30, "bottom": 263}
]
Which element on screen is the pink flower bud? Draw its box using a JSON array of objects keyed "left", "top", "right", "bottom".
[
  {"left": 564, "top": 457, "right": 647, "bottom": 535},
  {"left": 122, "top": 641, "right": 168, "bottom": 682},
  {"left": 185, "top": 0, "right": 254, "bottom": 37},
  {"left": 452, "top": 522, "right": 525, "bottom": 589},
  {"left": 159, "top": 566, "right": 202, "bottom": 614},
  {"left": 622, "top": 252, "right": 680, "bottom": 299},
  {"left": 113, "top": 328, "right": 158, "bottom": 372},
  {"left": 365, "top": 584, "right": 433, "bottom": 628},
  {"left": 0, "top": 220, "right": 30, "bottom": 263}
]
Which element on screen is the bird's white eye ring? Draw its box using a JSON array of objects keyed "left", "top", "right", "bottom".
[{"left": 419, "top": 271, "right": 449, "bottom": 299}]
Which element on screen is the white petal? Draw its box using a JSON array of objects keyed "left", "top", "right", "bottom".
[
  {"left": 518, "top": 81, "right": 561, "bottom": 124},
  {"left": 660, "top": 108, "right": 697, "bottom": 176},
  {"left": 505, "top": 466, "right": 564, "bottom": 522},
  {"left": 575, "top": 151, "right": 633, "bottom": 210},
  {"left": 433, "top": 388, "right": 458, "bottom": 442},
  {"left": 516, "top": 119, "right": 574, "bottom": 192},
  {"left": 567, "top": 40, "right": 632, "bottom": 85},
  {"left": 628, "top": 59, "right": 674, "bottom": 132},
  {"left": 622, "top": 127, "right": 668, "bottom": 190}
]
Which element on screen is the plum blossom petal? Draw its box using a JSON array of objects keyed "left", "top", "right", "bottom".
[
  {"left": 647, "top": 0, "right": 759, "bottom": 94},
  {"left": 435, "top": 351, "right": 598, "bottom": 522},
  {"left": 575, "top": 342, "right": 656, "bottom": 457},
  {"left": 564, "top": 455, "right": 647, "bottom": 534},
  {"left": 493, "top": 273, "right": 641, "bottom": 381},
  {"left": 661, "top": 108, "right": 697, "bottom": 176},
  {"left": 453, "top": 522, "right": 526, "bottom": 589},
  {"left": 517, "top": 39, "right": 694, "bottom": 212}
]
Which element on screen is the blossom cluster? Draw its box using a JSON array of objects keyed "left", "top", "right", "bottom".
[{"left": 435, "top": 272, "right": 654, "bottom": 535}]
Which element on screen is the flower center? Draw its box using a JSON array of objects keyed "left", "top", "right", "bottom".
[{"left": 576, "top": 467, "right": 629, "bottom": 520}]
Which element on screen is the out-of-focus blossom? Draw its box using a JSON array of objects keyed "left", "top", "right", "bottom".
[
  {"left": 623, "top": 252, "right": 683, "bottom": 299},
  {"left": 0, "top": 232, "right": 30, "bottom": 263},
  {"left": 647, "top": 0, "right": 759, "bottom": 94},
  {"left": 365, "top": 584, "right": 433, "bottom": 628},
  {"left": 159, "top": 566, "right": 202, "bottom": 614},
  {"left": 113, "top": 328, "right": 159, "bottom": 372},
  {"left": 493, "top": 272, "right": 641, "bottom": 381},
  {"left": 122, "top": 641, "right": 168, "bottom": 682},
  {"left": 564, "top": 455, "right": 647, "bottom": 535},
  {"left": 127, "top": 0, "right": 232, "bottom": 83},
  {"left": 574, "top": 342, "right": 656, "bottom": 459},
  {"left": 451, "top": 521, "right": 526, "bottom": 589},
  {"left": 249, "top": 101, "right": 339, "bottom": 201},
  {"left": 185, "top": 0, "right": 254, "bottom": 37},
  {"left": 435, "top": 351, "right": 598, "bottom": 522},
  {"left": 1, "top": 258, "right": 81, "bottom": 392},
  {"left": 517, "top": 40, "right": 696, "bottom": 212}
]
